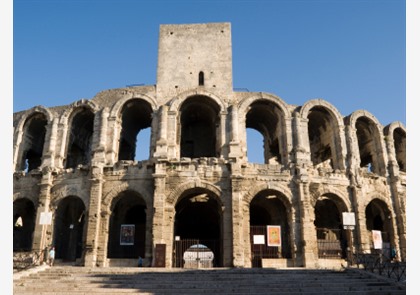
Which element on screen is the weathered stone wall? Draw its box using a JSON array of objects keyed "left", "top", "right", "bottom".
[{"left": 13, "top": 22, "right": 406, "bottom": 269}]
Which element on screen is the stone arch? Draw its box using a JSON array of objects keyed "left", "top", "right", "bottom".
[
  {"left": 114, "top": 98, "right": 155, "bottom": 161},
  {"left": 309, "top": 185, "right": 351, "bottom": 211},
  {"left": 364, "top": 198, "right": 395, "bottom": 250},
  {"left": 167, "top": 180, "right": 223, "bottom": 207},
  {"left": 243, "top": 182, "right": 292, "bottom": 206},
  {"left": 237, "top": 93, "right": 292, "bottom": 165},
  {"left": 14, "top": 107, "right": 54, "bottom": 172},
  {"left": 312, "top": 190, "right": 350, "bottom": 259},
  {"left": 107, "top": 189, "right": 149, "bottom": 259},
  {"left": 166, "top": 90, "right": 227, "bottom": 159},
  {"left": 53, "top": 195, "right": 86, "bottom": 261},
  {"left": 346, "top": 110, "right": 387, "bottom": 176},
  {"left": 60, "top": 99, "right": 99, "bottom": 123},
  {"left": 109, "top": 94, "right": 158, "bottom": 118},
  {"left": 50, "top": 184, "right": 89, "bottom": 210},
  {"left": 167, "top": 89, "right": 227, "bottom": 113},
  {"left": 62, "top": 105, "right": 96, "bottom": 169},
  {"left": 246, "top": 186, "right": 294, "bottom": 262},
  {"left": 384, "top": 121, "right": 406, "bottom": 172},
  {"left": 13, "top": 197, "right": 36, "bottom": 251},
  {"left": 103, "top": 182, "right": 153, "bottom": 210},
  {"left": 14, "top": 106, "right": 54, "bottom": 134},
  {"left": 300, "top": 99, "right": 346, "bottom": 170},
  {"left": 171, "top": 181, "right": 225, "bottom": 267}
]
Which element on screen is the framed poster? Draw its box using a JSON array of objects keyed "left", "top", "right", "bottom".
[
  {"left": 120, "top": 224, "right": 135, "bottom": 245},
  {"left": 372, "top": 230, "right": 383, "bottom": 249},
  {"left": 267, "top": 225, "right": 281, "bottom": 247}
]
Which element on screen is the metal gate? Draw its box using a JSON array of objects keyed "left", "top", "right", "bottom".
[
  {"left": 173, "top": 239, "right": 219, "bottom": 268},
  {"left": 250, "top": 226, "right": 282, "bottom": 267}
]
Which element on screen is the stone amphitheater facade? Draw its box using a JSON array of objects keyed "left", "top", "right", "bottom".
[{"left": 13, "top": 22, "right": 406, "bottom": 269}]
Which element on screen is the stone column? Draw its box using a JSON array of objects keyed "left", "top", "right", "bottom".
[
  {"left": 219, "top": 110, "right": 228, "bottom": 158},
  {"left": 295, "top": 181, "right": 318, "bottom": 268},
  {"left": 291, "top": 112, "right": 317, "bottom": 267},
  {"left": 42, "top": 118, "right": 59, "bottom": 168},
  {"left": 154, "top": 105, "right": 168, "bottom": 159},
  {"left": 230, "top": 164, "right": 245, "bottom": 267},
  {"left": 228, "top": 105, "right": 241, "bottom": 159},
  {"left": 345, "top": 125, "right": 365, "bottom": 253},
  {"left": 152, "top": 162, "right": 170, "bottom": 267},
  {"left": 57, "top": 120, "right": 68, "bottom": 169},
  {"left": 384, "top": 135, "right": 406, "bottom": 259},
  {"left": 83, "top": 165, "right": 104, "bottom": 267},
  {"left": 32, "top": 171, "right": 54, "bottom": 260}
]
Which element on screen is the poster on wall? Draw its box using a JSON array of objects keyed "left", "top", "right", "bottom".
[
  {"left": 253, "top": 235, "right": 265, "bottom": 245},
  {"left": 267, "top": 225, "right": 281, "bottom": 247},
  {"left": 372, "top": 230, "right": 383, "bottom": 249},
  {"left": 120, "top": 224, "right": 135, "bottom": 245}
]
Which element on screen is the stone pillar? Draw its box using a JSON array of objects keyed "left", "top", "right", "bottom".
[
  {"left": 167, "top": 110, "right": 177, "bottom": 159},
  {"left": 154, "top": 106, "right": 168, "bottom": 159},
  {"left": 219, "top": 110, "right": 228, "bottom": 158},
  {"left": 106, "top": 116, "right": 121, "bottom": 164},
  {"left": 57, "top": 120, "right": 68, "bottom": 169},
  {"left": 291, "top": 112, "right": 317, "bottom": 267},
  {"left": 230, "top": 171, "right": 244, "bottom": 267},
  {"left": 345, "top": 125, "right": 365, "bottom": 253},
  {"left": 32, "top": 171, "right": 54, "bottom": 259},
  {"left": 228, "top": 105, "right": 241, "bottom": 159},
  {"left": 152, "top": 162, "right": 170, "bottom": 267},
  {"left": 295, "top": 181, "right": 318, "bottom": 268},
  {"left": 384, "top": 135, "right": 406, "bottom": 258},
  {"left": 42, "top": 118, "right": 59, "bottom": 168},
  {"left": 83, "top": 165, "right": 104, "bottom": 267}
]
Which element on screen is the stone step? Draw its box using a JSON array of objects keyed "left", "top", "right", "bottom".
[{"left": 13, "top": 266, "right": 405, "bottom": 295}]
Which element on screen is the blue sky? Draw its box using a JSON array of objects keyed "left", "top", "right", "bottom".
[{"left": 13, "top": 0, "right": 406, "bottom": 130}]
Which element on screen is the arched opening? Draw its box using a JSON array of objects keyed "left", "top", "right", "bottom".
[
  {"left": 135, "top": 127, "right": 151, "bottom": 161},
  {"left": 246, "top": 100, "right": 287, "bottom": 164},
  {"left": 355, "top": 117, "right": 385, "bottom": 176},
  {"left": 13, "top": 198, "right": 36, "bottom": 251},
  {"left": 107, "top": 191, "right": 147, "bottom": 259},
  {"left": 173, "top": 189, "right": 222, "bottom": 267},
  {"left": 53, "top": 196, "right": 85, "bottom": 262},
  {"left": 307, "top": 106, "right": 340, "bottom": 170},
  {"left": 314, "top": 196, "right": 347, "bottom": 259},
  {"left": 18, "top": 113, "right": 47, "bottom": 172},
  {"left": 180, "top": 96, "right": 220, "bottom": 158},
  {"left": 118, "top": 100, "right": 153, "bottom": 161},
  {"left": 65, "top": 108, "right": 94, "bottom": 169},
  {"left": 249, "top": 190, "right": 291, "bottom": 267},
  {"left": 245, "top": 100, "right": 284, "bottom": 165},
  {"left": 246, "top": 128, "right": 265, "bottom": 164},
  {"left": 393, "top": 128, "right": 406, "bottom": 172},
  {"left": 365, "top": 199, "right": 393, "bottom": 254},
  {"left": 198, "top": 71, "right": 204, "bottom": 86}
]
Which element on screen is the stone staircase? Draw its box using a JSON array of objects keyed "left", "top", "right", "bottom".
[{"left": 13, "top": 265, "right": 406, "bottom": 295}]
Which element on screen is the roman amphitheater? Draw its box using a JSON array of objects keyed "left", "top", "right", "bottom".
[{"left": 13, "top": 22, "right": 406, "bottom": 269}]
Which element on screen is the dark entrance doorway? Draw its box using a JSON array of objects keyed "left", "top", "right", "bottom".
[
  {"left": 107, "top": 191, "right": 147, "bottom": 259},
  {"left": 13, "top": 198, "right": 36, "bottom": 251},
  {"left": 249, "top": 191, "right": 291, "bottom": 267},
  {"left": 54, "top": 196, "right": 85, "bottom": 262},
  {"left": 314, "top": 198, "right": 347, "bottom": 259},
  {"left": 173, "top": 190, "right": 222, "bottom": 267}
]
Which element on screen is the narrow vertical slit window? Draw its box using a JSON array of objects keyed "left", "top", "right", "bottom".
[{"left": 199, "top": 71, "right": 204, "bottom": 86}]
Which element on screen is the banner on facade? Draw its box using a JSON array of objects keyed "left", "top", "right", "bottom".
[
  {"left": 120, "top": 224, "right": 135, "bottom": 245},
  {"left": 372, "top": 230, "right": 383, "bottom": 249},
  {"left": 267, "top": 225, "right": 281, "bottom": 247}
]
